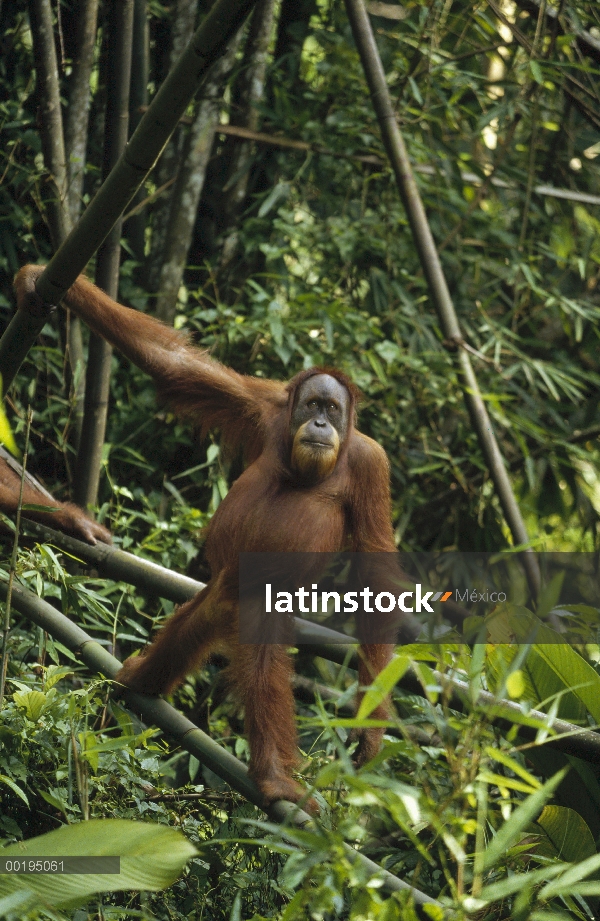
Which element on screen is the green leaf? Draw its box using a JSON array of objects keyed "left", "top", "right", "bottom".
[
  {"left": 539, "top": 851, "right": 600, "bottom": 900},
  {"left": 479, "top": 863, "right": 565, "bottom": 902},
  {"left": 39, "top": 790, "right": 68, "bottom": 817},
  {"left": 0, "top": 819, "right": 197, "bottom": 909},
  {"left": 408, "top": 76, "right": 423, "bottom": 105},
  {"left": 0, "top": 891, "right": 35, "bottom": 916},
  {"left": 357, "top": 654, "right": 409, "bottom": 718},
  {"left": 499, "top": 607, "right": 600, "bottom": 722},
  {"left": 481, "top": 769, "right": 567, "bottom": 871},
  {"left": 477, "top": 771, "right": 542, "bottom": 795},
  {"left": 532, "top": 642, "right": 600, "bottom": 723},
  {"left": 189, "top": 755, "right": 200, "bottom": 782},
  {"left": 536, "top": 571, "right": 565, "bottom": 620},
  {"left": 529, "top": 60, "right": 543, "bottom": 84},
  {"left": 365, "top": 350, "right": 387, "bottom": 384},
  {"left": 43, "top": 666, "right": 74, "bottom": 691},
  {"left": 12, "top": 690, "right": 48, "bottom": 722},
  {"left": 0, "top": 775, "right": 29, "bottom": 806},
  {"left": 534, "top": 806, "right": 596, "bottom": 862},
  {"left": 258, "top": 182, "right": 290, "bottom": 218},
  {"left": 484, "top": 747, "right": 540, "bottom": 789}
]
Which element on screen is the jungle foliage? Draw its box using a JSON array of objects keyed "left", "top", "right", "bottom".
[{"left": 0, "top": 0, "right": 600, "bottom": 918}]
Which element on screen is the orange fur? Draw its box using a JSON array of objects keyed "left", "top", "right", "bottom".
[
  {"left": 14, "top": 265, "right": 416, "bottom": 809},
  {"left": 0, "top": 449, "right": 111, "bottom": 545}
]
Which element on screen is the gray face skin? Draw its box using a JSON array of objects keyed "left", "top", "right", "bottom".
[{"left": 290, "top": 374, "right": 350, "bottom": 449}]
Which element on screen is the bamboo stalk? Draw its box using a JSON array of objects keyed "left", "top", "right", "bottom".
[
  {"left": 27, "top": 0, "right": 70, "bottom": 248},
  {"left": 73, "top": 0, "right": 134, "bottom": 509},
  {"left": 126, "top": 0, "right": 150, "bottom": 264},
  {"left": 64, "top": 0, "right": 100, "bottom": 225},
  {"left": 16, "top": 520, "right": 600, "bottom": 764},
  {"left": 343, "top": 0, "right": 540, "bottom": 596},
  {"left": 0, "top": 577, "right": 439, "bottom": 909},
  {"left": 154, "top": 28, "right": 243, "bottom": 323},
  {"left": 0, "top": 0, "right": 260, "bottom": 393},
  {"left": 28, "top": 0, "right": 87, "bottom": 445},
  {"left": 145, "top": 0, "right": 200, "bottom": 291},
  {"left": 21, "top": 519, "right": 204, "bottom": 603}
]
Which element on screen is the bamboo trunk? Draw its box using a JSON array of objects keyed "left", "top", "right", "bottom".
[
  {"left": 73, "top": 0, "right": 134, "bottom": 510},
  {"left": 343, "top": 0, "right": 540, "bottom": 596},
  {"left": 154, "top": 31, "right": 243, "bottom": 322}
]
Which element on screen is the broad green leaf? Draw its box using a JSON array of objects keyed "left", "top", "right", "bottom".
[
  {"left": 13, "top": 690, "right": 48, "bottom": 722},
  {"left": 0, "top": 891, "right": 34, "bottom": 916},
  {"left": 496, "top": 607, "right": 600, "bottom": 722},
  {"left": 531, "top": 643, "right": 600, "bottom": 723},
  {"left": 534, "top": 805, "right": 596, "bottom": 862},
  {"left": 535, "top": 644, "right": 600, "bottom": 723},
  {"left": 0, "top": 819, "right": 197, "bottom": 909}
]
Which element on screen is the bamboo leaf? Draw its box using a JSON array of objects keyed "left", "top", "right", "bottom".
[
  {"left": 0, "top": 775, "right": 29, "bottom": 806},
  {"left": 357, "top": 654, "right": 409, "bottom": 718},
  {"left": 539, "top": 852, "right": 600, "bottom": 900},
  {"left": 530, "top": 59, "right": 543, "bottom": 84}
]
